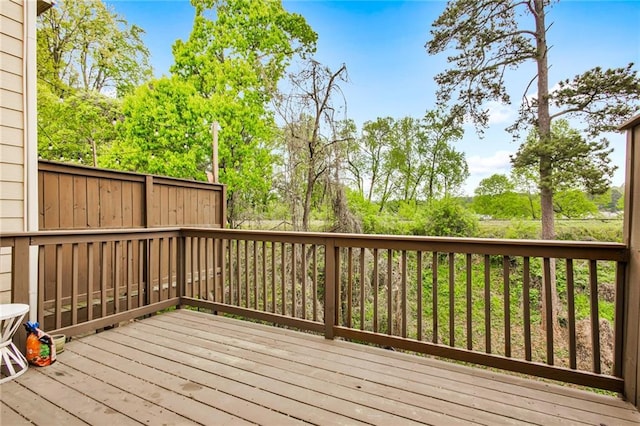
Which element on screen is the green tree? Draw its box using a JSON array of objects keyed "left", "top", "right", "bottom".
[
  {"left": 101, "top": 77, "right": 212, "bottom": 180},
  {"left": 426, "top": 0, "right": 640, "bottom": 240},
  {"left": 38, "top": 82, "right": 121, "bottom": 166},
  {"left": 472, "top": 174, "right": 536, "bottom": 219},
  {"left": 37, "top": 0, "right": 151, "bottom": 97},
  {"left": 553, "top": 189, "right": 598, "bottom": 219},
  {"left": 170, "top": 0, "right": 317, "bottom": 226},
  {"left": 512, "top": 119, "right": 616, "bottom": 198}
]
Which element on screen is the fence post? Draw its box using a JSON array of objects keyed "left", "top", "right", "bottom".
[
  {"left": 144, "top": 175, "right": 154, "bottom": 227},
  {"left": 324, "top": 239, "right": 336, "bottom": 340},
  {"left": 620, "top": 114, "right": 640, "bottom": 409},
  {"left": 11, "top": 237, "right": 30, "bottom": 353}
]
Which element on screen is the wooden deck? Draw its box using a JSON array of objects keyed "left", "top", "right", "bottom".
[{"left": 1, "top": 310, "right": 639, "bottom": 425}]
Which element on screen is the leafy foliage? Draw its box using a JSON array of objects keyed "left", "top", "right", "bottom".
[
  {"left": 101, "top": 77, "right": 211, "bottom": 180},
  {"left": 512, "top": 119, "right": 616, "bottom": 195},
  {"left": 38, "top": 82, "right": 121, "bottom": 165},
  {"left": 37, "top": 0, "right": 151, "bottom": 96},
  {"left": 421, "top": 197, "right": 478, "bottom": 237},
  {"left": 170, "top": 0, "right": 317, "bottom": 226}
]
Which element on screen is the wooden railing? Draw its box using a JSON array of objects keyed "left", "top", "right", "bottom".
[{"left": 1, "top": 228, "right": 628, "bottom": 392}]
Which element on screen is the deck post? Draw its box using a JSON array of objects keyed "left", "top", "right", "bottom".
[
  {"left": 620, "top": 114, "right": 640, "bottom": 409},
  {"left": 324, "top": 239, "right": 336, "bottom": 340},
  {"left": 11, "top": 237, "right": 30, "bottom": 353}
]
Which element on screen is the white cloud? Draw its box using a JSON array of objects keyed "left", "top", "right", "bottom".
[
  {"left": 486, "top": 101, "right": 514, "bottom": 125},
  {"left": 467, "top": 150, "right": 513, "bottom": 175}
]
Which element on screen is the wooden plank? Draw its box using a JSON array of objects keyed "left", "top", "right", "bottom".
[
  {"left": 58, "top": 173, "right": 74, "bottom": 229},
  {"left": 42, "top": 172, "right": 60, "bottom": 229},
  {"left": 72, "top": 175, "right": 87, "bottom": 228},
  {"left": 36, "top": 361, "right": 199, "bottom": 425},
  {"left": 68, "top": 340, "right": 298, "bottom": 425},
  {"left": 57, "top": 348, "right": 253, "bottom": 425},
  {"left": 121, "top": 180, "right": 133, "bottom": 228},
  {"left": 0, "top": 401, "right": 32, "bottom": 426},
  {"left": 432, "top": 252, "right": 438, "bottom": 343},
  {"left": 110, "top": 324, "right": 431, "bottom": 425},
  {"left": 543, "top": 257, "right": 554, "bottom": 365},
  {"left": 180, "top": 311, "right": 639, "bottom": 424},
  {"left": 0, "top": 378, "right": 101, "bottom": 426},
  {"left": 84, "top": 333, "right": 363, "bottom": 425},
  {"left": 85, "top": 177, "right": 99, "bottom": 228},
  {"left": 162, "top": 311, "right": 636, "bottom": 426}
]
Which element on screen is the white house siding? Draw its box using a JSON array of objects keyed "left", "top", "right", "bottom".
[{"left": 0, "top": 0, "right": 25, "bottom": 304}]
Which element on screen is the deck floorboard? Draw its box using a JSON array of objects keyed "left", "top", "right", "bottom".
[{"left": 2, "top": 309, "right": 639, "bottom": 425}]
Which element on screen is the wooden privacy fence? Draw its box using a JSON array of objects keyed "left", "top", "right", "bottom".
[
  {"left": 1, "top": 228, "right": 629, "bottom": 392},
  {"left": 39, "top": 160, "right": 225, "bottom": 229}
]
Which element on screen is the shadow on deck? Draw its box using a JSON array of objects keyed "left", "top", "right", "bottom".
[{"left": 1, "top": 309, "right": 639, "bottom": 425}]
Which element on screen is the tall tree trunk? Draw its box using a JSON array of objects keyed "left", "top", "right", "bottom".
[
  {"left": 302, "top": 164, "right": 314, "bottom": 232},
  {"left": 534, "top": 0, "right": 559, "bottom": 329}
]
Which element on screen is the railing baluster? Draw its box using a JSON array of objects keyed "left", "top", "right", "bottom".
[
  {"left": 347, "top": 247, "right": 353, "bottom": 328},
  {"left": 228, "top": 240, "right": 234, "bottom": 305},
  {"left": 220, "top": 239, "right": 226, "bottom": 304},
  {"left": 484, "top": 254, "right": 491, "bottom": 354},
  {"left": 254, "top": 240, "right": 258, "bottom": 310},
  {"left": 158, "top": 238, "right": 164, "bottom": 302},
  {"left": 373, "top": 248, "right": 379, "bottom": 333},
  {"left": 543, "top": 257, "right": 554, "bottom": 365},
  {"left": 126, "top": 240, "right": 133, "bottom": 309},
  {"left": 313, "top": 245, "right": 318, "bottom": 322},
  {"left": 302, "top": 244, "right": 307, "bottom": 320},
  {"left": 204, "top": 238, "right": 210, "bottom": 300},
  {"left": 449, "top": 252, "right": 455, "bottom": 347},
  {"left": 191, "top": 237, "right": 197, "bottom": 299},
  {"left": 292, "top": 243, "right": 297, "bottom": 318},
  {"left": 72, "top": 243, "right": 79, "bottom": 326},
  {"left": 387, "top": 249, "right": 392, "bottom": 335},
  {"left": 466, "top": 253, "right": 472, "bottom": 351},
  {"left": 236, "top": 239, "right": 241, "bottom": 306},
  {"left": 566, "top": 258, "right": 577, "bottom": 369},
  {"left": 281, "top": 242, "right": 286, "bottom": 316},
  {"left": 262, "top": 241, "right": 267, "bottom": 312},
  {"left": 401, "top": 251, "right": 407, "bottom": 338},
  {"left": 614, "top": 261, "right": 625, "bottom": 377},
  {"left": 432, "top": 252, "right": 438, "bottom": 344},
  {"left": 115, "top": 240, "right": 121, "bottom": 311},
  {"left": 523, "top": 257, "right": 532, "bottom": 361},
  {"left": 198, "top": 238, "right": 202, "bottom": 300},
  {"left": 360, "top": 248, "right": 365, "bottom": 331},
  {"left": 417, "top": 251, "right": 423, "bottom": 341},
  {"left": 137, "top": 241, "right": 143, "bottom": 309},
  {"left": 101, "top": 241, "right": 108, "bottom": 318},
  {"left": 503, "top": 255, "right": 511, "bottom": 357},
  {"left": 589, "top": 260, "right": 601, "bottom": 374},
  {"left": 55, "top": 244, "right": 63, "bottom": 329},
  {"left": 271, "top": 242, "right": 276, "bottom": 313},
  {"left": 244, "top": 240, "right": 249, "bottom": 308}
]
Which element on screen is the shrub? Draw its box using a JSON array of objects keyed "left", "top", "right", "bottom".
[{"left": 420, "top": 197, "right": 478, "bottom": 237}]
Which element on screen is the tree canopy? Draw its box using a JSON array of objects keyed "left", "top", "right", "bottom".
[{"left": 426, "top": 0, "right": 640, "bottom": 239}]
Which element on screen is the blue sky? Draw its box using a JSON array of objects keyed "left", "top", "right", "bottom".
[{"left": 105, "top": 0, "right": 640, "bottom": 194}]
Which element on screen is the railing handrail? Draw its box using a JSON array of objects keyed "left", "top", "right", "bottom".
[{"left": 183, "top": 227, "right": 628, "bottom": 261}]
